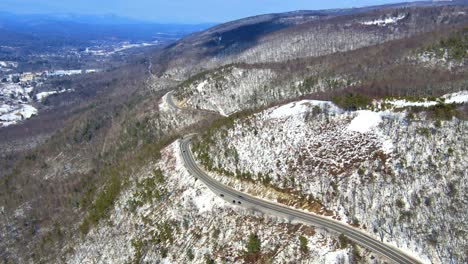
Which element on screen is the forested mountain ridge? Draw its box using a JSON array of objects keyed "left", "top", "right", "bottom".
[
  {"left": 151, "top": 3, "right": 468, "bottom": 79},
  {"left": 172, "top": 26, "right": 467, "bottom": 116}
]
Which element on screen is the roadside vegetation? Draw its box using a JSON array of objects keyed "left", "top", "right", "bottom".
[
  {"left": 245, "top": 233, "right": 262, "bottom": 262},
  {"left": 332, "top": 93, "right": 371, "bottom": 110},
  {"left": 79, "top": 133, "right": 179, "bottom": 235}
]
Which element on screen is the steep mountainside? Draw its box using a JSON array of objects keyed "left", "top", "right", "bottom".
[
  {"left": 65, "top": 142, "right": 382, "bottom": 263},
  {"left": 192, "top": 93, "right": 468, "bottom": 263},
  {"left": 173, "top": 26, "right": 467, "bottom": 115}
]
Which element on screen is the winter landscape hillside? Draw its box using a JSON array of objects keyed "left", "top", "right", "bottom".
[
  {"left": 190, "top": 92, "right": 468, "bottom": 263},
  {"left": 1, "top": 1, "right": 468, "bottom": 264}
]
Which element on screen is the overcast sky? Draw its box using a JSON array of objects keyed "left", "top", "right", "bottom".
[{"left": 0, "top": 0, "right": 419, "bottom": 23}]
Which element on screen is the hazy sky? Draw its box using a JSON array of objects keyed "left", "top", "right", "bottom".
[{"left": 0, "top": 0, "right": 418, "bottom": 23}]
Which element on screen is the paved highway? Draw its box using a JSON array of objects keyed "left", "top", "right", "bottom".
[
  {"left": 179, "top": 137, "right": 422, "bottom": 264},
  {"left": 164, "top": 91, "right": 225, "bottom": 115},
  {"left": 164, "top": 91, "right": 184, "bottom": 110}
]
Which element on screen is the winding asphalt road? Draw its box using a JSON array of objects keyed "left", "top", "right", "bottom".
[
  {"left": 179, "top": 136, "right": 421, "bottom": 264},
  {"left": 164, "top": 91, "right": 184, "bottom": 110},
  {"left": 164, "top": 91, "right": 219, "bottom": 115}
]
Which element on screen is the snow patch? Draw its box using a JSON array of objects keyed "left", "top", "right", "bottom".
[
  {"left": 361, "top": 14, "right": 406, "bottom": 26},
  {"left": 181, "top": 187, "right": 223, "bottom": 213},
  {"left": 0, "top": 104, "right": 37, "bottom": 127},
  {"left": 386, "top": 99, "right": 438, "bottom": 108},
  {"left": 268, "top": 100, "right": 341, "bottom": 119},
  {"left": 196, "top": 80, "right": 208, "bottom": 93},
  {"left": 36, "top": 89, "right": 74, "bottom": 102},
  {"left": 0, "top": 104, "right": 12, "bottom": 114},
  {"left": 45, "top": 69, "right": 100, "bottom": 77},
  {"left": 443, "top": 90, "right": 468, "bottom": 104},
  {"left": 0, "top": 61, "right": 18, "bottom": 68},
  {"left": 324, "top": 249, "right": 349, "bottom": 263},
  {"left": 0, "top": 83, "right": 38, "bottom": 127},
  {"left": 382, "top": 90, "right": 468, "bottom": 108},
  {"left": 347, "top": 110, "right": 382, "bottom": 133},
  {"left": 159, "top": 92, "right": 171, "bottom": 111},
  {"left": 216, "top": 105, "right": 230, "bottom": 117}
]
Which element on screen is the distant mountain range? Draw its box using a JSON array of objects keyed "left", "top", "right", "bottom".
[
  {"left": 0, "top": 11, "right": 216, "bottom": 30},
  {"left": 0, "top": 12, "right": 216, "bottom": 51}
]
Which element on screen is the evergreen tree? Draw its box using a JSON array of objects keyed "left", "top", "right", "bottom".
[{"left": 246, "top": 233, "right": 261, "bottom": 254}]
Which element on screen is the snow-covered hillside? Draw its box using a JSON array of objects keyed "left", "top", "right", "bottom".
[
  {"left": 192, "top": 94, "right": 468, "bottom": 263},
  {"left": 66, "top": 142, "right": 382, "bottom": 263},
  {"left": 177, "top": 66, "right": 276, "bottom": 115},
  {"left": 0, "top": 82, "right": 74, "bottom": 127},
  {"left": 176, "top": 65, "right": 353, "bottom": 115},
  {"left": 0, "top": 83, "right": 37, "bottom": 127}
]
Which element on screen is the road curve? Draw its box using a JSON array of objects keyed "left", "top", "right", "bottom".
[
  {"left": 179, "top": 137, "right": 422, "bottom": 264},
  {"left": 164, "top": 91, "right": 225, "bottom": 115},
  {"left": 164, "top": 91, "right": 184, "bottom": 111}
]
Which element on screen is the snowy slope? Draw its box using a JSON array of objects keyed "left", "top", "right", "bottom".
[
  {"left": 66, "top": 142, "right": 380, "bottom": 263},
  {"left": 0, "top": 83, "right": 37, "bottom": 127},
  {"left": 176, "top": 65, "right": 353, "bottom": 115},
  {"left": 193, "top": 98, "right": 468, "bottom": 263}
]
